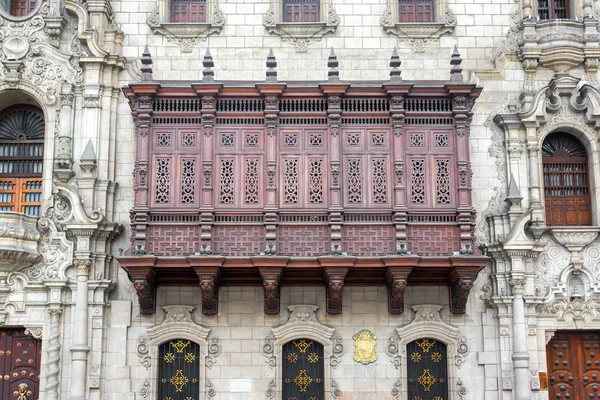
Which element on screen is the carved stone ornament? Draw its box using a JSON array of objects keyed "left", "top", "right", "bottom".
[
  {"left": 323, "top": 267, "right": 348, "bottom": 314},
  {"left": 380, "top": 5, "right": 456, "bottom": 51},
  {"left": 391, "top": 380, "right": 401, "bottom": 399},
  {"left": 331, "top": 380, "right": 341, "bottom": 399},
  {"left": 353, "top": 329, "right": 378, "bottom": 364},
  {"left": 449, "top": 268, "right": 479, "bottom": 315},
  {"left": 146, "top": 1, "right": 225, "bottom": 52},
  {"left": 263, "top": 4, "right": 340, "bottom": 53},
  {"left": 386, "top": 267, "right": 412, "bottom": 314},
  {"left": 259, "top": 267, "right": 283, "bottom": 315},
  {"left": 262, "top": 336, "right": 276, "bottom": 367},
  {"left": 196, "top": 268, "right": 220, "bottom": 315},
  {"left": 266, "top": 379, "right": 276, "bottom": 398},
  {"left": 136, "top": 335, "right": 151, "bottom": 369}
]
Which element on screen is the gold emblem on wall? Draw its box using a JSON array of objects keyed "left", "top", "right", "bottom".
[{"left": 353, "top": 330, "right": 378, "bottom": 364}]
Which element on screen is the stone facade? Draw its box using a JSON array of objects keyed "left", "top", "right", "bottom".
[{"left": 0, "top": 0, "right": 600, "bottom": 398}]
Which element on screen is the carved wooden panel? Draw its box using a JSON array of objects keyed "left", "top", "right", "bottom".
[
  {"left": 407, "top": 225, "right": 460, "bottom": 256},
  {"left": 277, "top": 226, "right": 330, "bottom": 256},
  {"left": 341, "top": 225, "right": 395, "bottom": 256},
  {"left": 215, "top": 128, "right": 265, "bottom": 209},
  {"left": 279, "top": 128, "right": 328, "bottom": 208},
  {"left": 146, "top": 226, "right": 200, "bottom": 256},
  {"left": 212, "top": 226, "right": 265, "bottom": 256},
  {"left": 0, "top": 329, "right": 42, "bottom": 400}
]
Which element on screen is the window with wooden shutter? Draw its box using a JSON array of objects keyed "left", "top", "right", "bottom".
[
  {"left": 170, "top": 0, "right": 207, "bottom": 23},
  {"left": 8, "top": 0, "right": 37, "bottom": 16},
  {"left": 282, "top": 339, "right": 325, "bottom": 399},
  {"left": 537, "top": 0, "right": 569, "bottom": 19},
  {"left": 398, "top": 0, "right": 434, "bottom": 22},
  {"left": 158, "top": 339, "right": 201, "bottom": 399},
  {"left": 542, "top": 132, "right": 591, "bottom": 226},
  {"left": 283, "top": 0, "right": 320, "bottom": 22},
  {"left": 0, "top": 106, "right": 44, "bottom": 216}
]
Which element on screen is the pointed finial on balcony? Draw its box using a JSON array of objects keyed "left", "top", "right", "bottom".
[
  {"left": 141, "top": 45, "right": 153, "bottom": 81},
  {"left": 266, "top": 48, "right": 277, "bottom": 82},
  {"left": 202, "top": 47, "right": 215, "bottom": 82},
  {"left": 450, "top": 44, "right": 463, "bottom": 82},
  {"left": 389, "top": 47, "right": 402, "bottom": 82},
  {"left": 328, "top": 47, "right": 339, "bottom": 82}
]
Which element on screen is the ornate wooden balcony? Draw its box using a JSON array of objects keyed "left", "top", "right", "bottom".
[{"left": 119, "top": 49, "right": 487, "bottom": 316}]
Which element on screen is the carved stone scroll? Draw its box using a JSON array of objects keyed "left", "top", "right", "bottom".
[{"left": 385, "top": 266, "right": 413, "bottom": 315}]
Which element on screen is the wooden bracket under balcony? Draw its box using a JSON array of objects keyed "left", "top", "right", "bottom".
[{"left": 118, "top": 255, "right": 487, "bottom": 316}]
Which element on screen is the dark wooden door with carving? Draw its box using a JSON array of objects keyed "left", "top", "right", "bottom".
[
  {"left": 282, "top": 339, "right": 325, "bottom": 400},
  {"left": 407, "top": 339, "right": 448, "bottom": 400},
  {"left": 547, "top": 332, "right": 600, "bottom": 400},
  {"left": 0, "top": 329, "right": 42, "bottom": 400}
]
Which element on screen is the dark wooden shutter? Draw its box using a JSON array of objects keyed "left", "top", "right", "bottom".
[
  {"left": 282, "top": 339, "right": 325, "bottom": 399},
  {"left": 0, "top": 106, "right": 44, "bottom": 216},
  {"left": 158, "top": 339, "right": 201, "bottom": 400},
  {"left": 10, "top": 0, "right": 36, "bottom": 16},
  {"left": 407, "top": 339, "right": 448, "bottom": 400},
  {"left": 538, "top": 0, "right": 569, "bottom": 19},
  {"left": 170, "top": 0, "right": 207, "bottom": 23},
  {"left": 399, "top": 0, "right": 433, "bottom": 23},
  {"left": 0, "top": 329, "right": 42, "bottom": 400},
  {"left": 542, "top": 132, "right": 591, "bottom": 226},
  {"left": 283, "top": 0, "right": 320, "bottom": 22}
]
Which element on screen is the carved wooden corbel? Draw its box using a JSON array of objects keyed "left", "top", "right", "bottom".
[
  {"left": 194, "top": 267, "right": 220, "bottom": 316},
  {"left": 258, "top": 267, "right": 284, "bottom": 315},
  {"left": 448, "top": 266, "right": 481, "bottom": 315},
  {"left": 385, "top": 266, "right": 413, "bottom": 315},
  {"left": 323, "top": 267, "right": 349, "bottom": 315},
  {"left": 131, "top": 267, "right": 157, "bottom": 315}
]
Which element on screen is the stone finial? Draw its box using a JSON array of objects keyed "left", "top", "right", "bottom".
[
  {"left": 202, "top": 47, "right": 215, "bottom": 82},
  {"left": 505, "top": 173, "right": 523, "bottom": 206},
  {"left": 389, "top": 47, "right": 401, "bottom": 82},
  {"left": 80, "top": 140, "right": 97, "bottom": 174},
  {"left": 266, "top": 48, "right": 277, "bottom": 82},
  {"left": 450, "top": 45, "right": 463, "bottom": 82},
  {"left": 141, "top": 45, "right": 153, "bottom": 81},
  {"left": 327, "top": 47, "right": 339, "bottom": 82}
]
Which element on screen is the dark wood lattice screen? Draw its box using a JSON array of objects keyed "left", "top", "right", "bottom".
[
  {"left": 399, "top": 0, "right": 433, "bottom": 22},
  {"left": 9, "top": 0, "right": 37, "bottom": 16},
  {"left": 537, "top": 0, "right": 569, "bottom": 19},
  {"left": 283, "top": 0, "right": 319, "bottom": 22},
  {"left": 170, "top": 0, "right": 206, "bottom": 22},
  {"left": 0, "top": 106, "right": 44, "bottom": 216},
  {"left": 0, "top": 329, "right": 42, "bottom": 400},
  {"left": 158, "top": 339, "right": 201, "bottom": 400},
  {"left": 547, "top": 332, "right": 600, "bottom": 400},
  {"left": 407, "top": 339, "right": 448, "bottom": 400},
  {"left": 282, "top": 339, "right": 325, "bottom": 400},
  {"left": 542, "top": 132, "right": 591, "bottom": 226}
]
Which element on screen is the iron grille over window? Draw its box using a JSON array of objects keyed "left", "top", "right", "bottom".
[
  {"left": 537, "top": 0, "right": 569, "bottom": 19},
  {"left": 8, "top": 0, "right": 37, "bottom": 16},
  {"left": 399, "top": 0, "right": 433, "bottom": 22},
  {"left": 542, "top": 132, "right": 591, "bottom": 226},
  {"left": 407, "top": 338, "right": 448, "bottom": 400},
  {"left": 158, "top": 339, "right": 201, "bottom": 399},
  {"left": 170, "top": 0, "right": 207, "bottom": 22},
  {"left": 283, "top": 0, "right": 319, "bottom": 22},
  {"left": 0, "top": 106, "right": 44, "bottom": 216},
  {"left": 282, "top": 339, "right": 325, "bottom": 399}
]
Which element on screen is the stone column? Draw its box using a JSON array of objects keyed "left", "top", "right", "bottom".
[
  {"left": 510, "top": 276, "right": 531, "bottom": 400},
  {"left": 70, "top": 259, "right": 91, "bottom": 400},
  {"left": 54, "top": 83, "right": 75, "bottom": 181},
  {"left": 526, "top": 141, "right": 542, "bottom": 211},
  {"left": 47, "top": 307, "right": 63, "bottom": 400}
]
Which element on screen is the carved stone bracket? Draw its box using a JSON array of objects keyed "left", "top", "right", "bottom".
[
  {"left": 320, "top": 257, "right": 354, "bottom": 314},
  {"left": 384, "top": 262, "right": 414, "bottom": 315},
  {"left": 125, "top": 259, "right": 157, "bottom": 315},
  {"left": 448, "top": 265, "right": 481, "bottom": 315},
  {"left": 257, "top": 264, "right": 284, "bottom": 315}
]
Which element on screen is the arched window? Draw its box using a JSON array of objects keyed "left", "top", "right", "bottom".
[
  {"left": 0, "top": 105, "right": 44, "bottom": 216},
  {"left": 282, "top": 339, "right": 325, "bottom": 399},
  {"left": 158, "top": 339, "right": 201, "bottom": 399},
  {"left": 170, "top": 0, "right": 206, "bottom": 22},
  {"left": 537, "top": 0, "right": 569, "bottom": 19},
  {"left": 1, "top": 0, "right": 37, "bottom": 16},
  {"left": 542, "top": 132, "right": 591, "bottom": 226},
  {"left": 407, "top": 338, "right": 448, "bottom": 400},
  {"left": 283, "top": 0, "right": 319, "bottom": 22}
]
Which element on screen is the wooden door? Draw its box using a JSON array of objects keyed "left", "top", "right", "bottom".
[
  {"left": 0, "top": 329, "right": 42, "bottom": 400},
  {"left": 547, "top": 332, "right": 600, "bottom": 400}
]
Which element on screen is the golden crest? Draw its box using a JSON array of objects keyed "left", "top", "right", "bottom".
[{"left": 352, "top": 329, "right": 377, "bottom": 364}]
